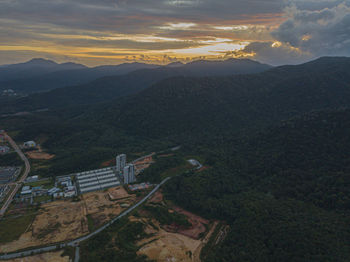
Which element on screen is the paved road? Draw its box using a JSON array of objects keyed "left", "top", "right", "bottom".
[
  {"left": 0, "top": 132, "right": 31, "bottom": 216},
  {"left": 0, "top": 177, "right": 171, "bottom": 260},
  {"left": 74, "top": 246, "right": 80, "bottom": 262}
]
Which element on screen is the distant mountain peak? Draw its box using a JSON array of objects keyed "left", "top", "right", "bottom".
[
  {"left": 27, "top": 58, "right": 58, "bottom": 65},
  {"left": 166, "top": 62, "right": 184, "bottom": 67}
]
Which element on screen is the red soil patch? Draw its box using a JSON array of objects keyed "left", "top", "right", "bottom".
[
  {"left": 197, "top": 166, "right": 210, "bottom": 172},
  {"left": 101, "top": 159, "right": 115, "bottom": 167},
  {"left": 149, "top": 191, "right": 163, "bottom": 204},
  {"left": 165, "top": 206, "right": 209, "bottom": 240}
]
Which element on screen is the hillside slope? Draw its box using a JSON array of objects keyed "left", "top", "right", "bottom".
[
  {"left": 85, "top": 57, "right": 350, "bottom": 139},
  {"left": 165, "top": 109, "right": 350, "bottom": 262},
  {"left": 0, "top": 58, "right": 271, "bottom": 113}
]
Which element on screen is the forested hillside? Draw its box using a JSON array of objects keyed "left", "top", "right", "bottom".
[
  {"left": 165, "top": 109, "right": 350, "bottom": 261},
  {"left": 0, "top": 58, "right": 271, "bottom": 114},
  {"left": 1, "top": 57, "right": 350, "bottom": 261}
]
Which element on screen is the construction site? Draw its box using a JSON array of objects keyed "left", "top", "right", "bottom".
[
  {"left": 131, "top": 191, "right": 219, "bottom": 262},
  {"left": 0, "top": 186, "right": 136, "bottom": 253}
]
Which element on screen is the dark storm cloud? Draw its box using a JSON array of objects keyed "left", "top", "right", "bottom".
[
  {"left": 235, "top": 1, "right": 350, "bottom": 65},
  {"left": 273, "top": 1, "right": 350, "bottom": 56},
  {"left": 0, "top": 0, "right": 284, "bottom": 33}
]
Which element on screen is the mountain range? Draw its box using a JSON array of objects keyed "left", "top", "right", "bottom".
[{"left": 0, "top": 58, "right": 271, "bottom": 94}]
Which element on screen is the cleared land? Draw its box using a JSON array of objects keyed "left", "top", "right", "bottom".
[
  {"left": 6, "top": 250, "right": 69, "bottom": 262},
  {"left": 133, "top": 156, "right": 154, "bottom": 175},
  {"left": 25, "top": 146, "right": 55, "bottom": 160},
  {"left": 135, "top": 192, "right": 216, "bottom": 262},
  {"left": 0, "top": 186, "right": 135, "bottom": 253}
]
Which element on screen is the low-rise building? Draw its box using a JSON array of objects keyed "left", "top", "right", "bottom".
[
  {"left": 21, "top": 186, "right": 32, "bottom": 195},
  {"left": 26, "top": 175, "right": 39, "bottom": 182},
  {"left": 47, "top": 187, "right": 60, "bottom": 196},
  {"left": 0, "top": 146, "right": 10, "bottom": 155},
  {"left": 23, "top": 141, "right": 36, "bottom": 149},
  {"left": 64, "top": 191, "right": 76, "bottom": 198}
]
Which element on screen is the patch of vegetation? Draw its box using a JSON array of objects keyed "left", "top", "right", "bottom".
[
  {"left": 25, "top": 178, "right": 53, "bottom": 189},
  {"left": 139, "top": 153, "right": 188, "bottom": 183},
  {"left": 61, "top": 246, "right": 75, "bottom": 261},
  {"left": 80, "top": 217, "right": 154, "bottom": 262},
  {"left": 35, "top": 222, "right": 61, "bottom": 239},
  {"left": 200, "top": 223, "right": 223, "bottom": 260},
  {"left": 144, "top": 205, "right": 191, "bottom": 228},
  {"left": 0, "top": 211, "right": 36, "bottom": 244},
  {"left": 86, "top": 214, "right": 96, "bottom": 232},
  {"left": 33, "top": 195, "right": 52, "bottom": 203},
  {"left": 0, "top": 152, "right": 22, "bottom": 166}
]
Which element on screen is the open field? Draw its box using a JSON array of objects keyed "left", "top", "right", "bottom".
[
  {"left": 0, "top": 186, "right": 135, "bottom": 253},
  {"left": 24, "top": 179, "right": 53, "bottom": 189},
  {"left": 0, "top": 210, "right": 37, "bottom": 244},
  {"left": 6, "top": 250, "right": 69, "bottom": 262},
  {"left": 25, "top": 146, "right": 54, "bottom": 160}
]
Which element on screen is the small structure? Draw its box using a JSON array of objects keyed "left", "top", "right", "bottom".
[
  {"left": 26, "top": 175, "right": 39, "bottom": 182},
  {"left": 23, "top": 141, "right": 36, "bottom": 149},
  {"left": 188, "top": 159, "right": 203, "bottom": 169},
  {"left": 128, "top": 182, "right": 152, "bottom": 191},
  {"left": 53, "top": 192, "right": 64, "bottom": 198},
  {"left": 0, "top": 146, "right": 10, "bottom": 155},
  {"left": 21, "top": 185, "right": 32, "bottom": 195},
  {"left": 64, "top": 191, "right": 76, "bottom": 198},
  {"left": 47, "top": 187, "right": 60, "bottom": 196}
]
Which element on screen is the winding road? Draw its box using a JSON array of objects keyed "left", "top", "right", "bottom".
[{"left": 0, "top": 132, "right": 31, "bottom": 216}]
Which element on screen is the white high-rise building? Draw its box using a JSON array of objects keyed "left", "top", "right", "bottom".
[
  {"left": 123, "top": 166, "right": 129, "bottom": 184},
  {"left": 123, "top": 164, "right": 135, "bottom": 184},
  {"left": 128, "top": 164, "right": 135, "bottom": 183},
  {"left": 116, "top": 154, "right": 126, "bottom": 173}
]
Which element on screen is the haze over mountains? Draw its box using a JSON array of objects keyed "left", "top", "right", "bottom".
[{"left": 0, "top": 58, "right": 271, "bottom": 95}]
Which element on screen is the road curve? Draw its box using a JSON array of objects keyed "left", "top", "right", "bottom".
[
  {"left": 0, "top": 177, "right": 171, "bottom": 260},
  {"left": 0, "top": 132, "right": 31, "bottom": 216}
]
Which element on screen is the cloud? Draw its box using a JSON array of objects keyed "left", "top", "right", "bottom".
[
  {"left": 0, "top": 0, "right": 349, "bottom": 66},
  {"left": 229, "top": 1, "right": 350, "bottom": 65},
  {"left": 227, "top": 41, "right": 310, "bottom": 65},
  {"left": 273, "top": 1, "right": 350, "bottom": 57}
]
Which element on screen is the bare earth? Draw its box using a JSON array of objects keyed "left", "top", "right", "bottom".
[
  {"left": 26, "top": 146, "right": 55, "bottom": 160},
  {"left": 0, "top": 186, "right": 135, "bottom": 253},
  {"left": 135, "top": 191, "right": 217, "bottom": 262},
  {"left": 137, "top": 218, "right": 218, "bottom": 262},
  {"left": 6, "top": 251, "right": 69, "bottom": 262},
  {"left": 137, "top": 218, "right": 202, "bottom": 262},
  {"left": 165, "top": 206, "right": 209, "bottom": 240},
  {"left": 134, "top": 156, "right": 154, "bottom": 175}
]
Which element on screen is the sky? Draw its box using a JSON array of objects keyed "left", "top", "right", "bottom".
[{"left": 0, "top": 0, "right": 349, "bottom": 66}]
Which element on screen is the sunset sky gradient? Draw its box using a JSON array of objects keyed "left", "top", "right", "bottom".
[{"left": 1, "top": 0, "right": 349, "bottom": 66}]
